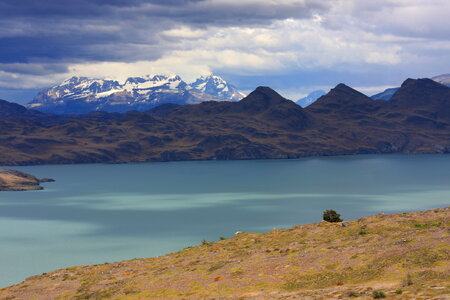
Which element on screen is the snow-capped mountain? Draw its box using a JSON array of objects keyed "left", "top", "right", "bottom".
[
  {"left": 189, "top": 75, "right": 245, "bottom": 101},
  {"left": 28, "top": 74, "right": 244, "bottom": 114},
  {"left": 296, "top": 90, "right": 326, "bottom": 107}
]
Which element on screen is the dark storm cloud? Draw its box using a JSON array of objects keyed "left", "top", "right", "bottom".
[
  {"left": 0, "top": 0, "right": 326, "bottom": 75},
  {"left": 0, "top": 63, "right": 69, "bottom": 75}
]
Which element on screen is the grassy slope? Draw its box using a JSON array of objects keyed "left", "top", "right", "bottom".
[
  {"left": 1, "top": 207, "right": 449, "bottom": 299},
  {"left": 0, "top": 169, "right": 42, "bottom": 191}
]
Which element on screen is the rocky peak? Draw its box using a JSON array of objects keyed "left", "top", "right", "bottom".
[
  {"left": 305, "top": 83, "right": 380, "bottom": 118},
  {"left": 308, "top": 83, "right": 372, "bottom": 110},
  {"left": 124, "top": 77, "right": 147, "bottom": 85},
  {"left": 390, "top": 78, "right": 450, "bottom": 108},
  {"left": 329, "top": 83, "right": 369, "bottom": 99},
  {"left": 150, "top": 75, "right": 169, "bottom": 82},
  {"left": 238, "top": 86, "right": 289, "bottom": 112},
  {"left": 190, "top": 74, "right": 244, "bottom": 101},
  {"left": 167, "top": 75, "right": 182, "bottom": 82}
]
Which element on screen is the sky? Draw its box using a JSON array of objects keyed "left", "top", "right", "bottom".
[{"left": 0, "top": 0, "right": 449, "bottom": 103}]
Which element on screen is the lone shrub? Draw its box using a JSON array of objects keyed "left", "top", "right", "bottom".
[
  {"left": 372, "top": 290, "right": 386, "bottom": 298},
  {"left": 323, "top": 209, "right": 343, "bottom": 222}
]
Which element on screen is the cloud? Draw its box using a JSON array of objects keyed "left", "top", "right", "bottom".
[
  {"left": 0, "top": 63, "right": 69, "bottom": 75},
  {"left": 0, "top": 0, "right": 448, "bottom": 95}
]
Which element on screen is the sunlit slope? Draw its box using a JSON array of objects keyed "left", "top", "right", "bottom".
[{"left": 1, "top": 207, "right": 448, "bottom": 299}]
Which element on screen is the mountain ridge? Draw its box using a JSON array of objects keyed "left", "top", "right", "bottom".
[
  {"left": 27, "top": 74, "right": 245, "bottom": 115},
  {"left": 0, "top": 77, "right": 449, "bottom": 166}
]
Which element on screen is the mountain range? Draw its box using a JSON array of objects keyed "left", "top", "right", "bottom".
[
  {"left": 0, "top": 77, "right": 449, "bottom": 165},
  {"left": 27, "top": 74, "right": 245, "bottom": 114}
]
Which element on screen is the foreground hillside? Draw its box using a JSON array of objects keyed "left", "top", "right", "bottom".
[
  {"left": 0, "top": 78, "right": 449, "bottom": 165},
  {"left": 1, "top": 207, "right": 448, "bottom": 299}
]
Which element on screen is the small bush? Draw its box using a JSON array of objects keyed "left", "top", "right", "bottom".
[
  {"left": 372, "top": 290, "right": 386, "bottom": 298},
  {"left": 347, "top": 290, "right": 359, "bottom": 297},
  {"left": 201, "top": 239, "right": 209, "bottom": 245},
  {"left": 219, "top": 236, "right": 226, "bottom": 240},
  {"left": 323, "top": 209, "right": 343, "bottom": 222},
  {"left": 395, "top": 289, "right": 403, "bottom": 294}
]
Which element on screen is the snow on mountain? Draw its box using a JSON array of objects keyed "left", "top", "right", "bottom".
[
  {"left": 189, "top": 75, "right": 245, "bottom": 101},
  {"left": 28, "top": 74, "right": 244, "bottom": 114},
  {"left": 296, "top": 90, "right": 326, "bottom": 107}
]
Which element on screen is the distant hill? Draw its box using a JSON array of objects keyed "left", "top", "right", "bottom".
[
  {"left": 432, "top": 73, "right": 450, "bottom": 86},
  {"left": 0, "top": 77, "right": 449, "bottom": 166},
  {"left": 370, "top": 87, "right": 399, "bottom": 100},
  {"left": 27, "top": 74, "right": 245, "bottom": 114},
  {"left": 370, "top": 73, "right": 450, "bottom": 101},
  {"left": 296, "top": 90, "right": 326, "bottom": 107}
]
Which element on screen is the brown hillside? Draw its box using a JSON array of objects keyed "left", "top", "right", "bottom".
[
  {"left": 0, "top": 168, "right": 53, "bottom": 191},
  {"left": 0, "top": 79, "right": 449, "bottom": 166},
  {"left": 1, "top": 207, "right": 448, "bottom": 299}
]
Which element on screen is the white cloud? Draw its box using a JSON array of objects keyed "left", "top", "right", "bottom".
[
  {"left": 162, "top": 27, "right": 207, "bottom": 39},
  {"left": 1, "top": 0, "right": 449, "bottom": 91}
]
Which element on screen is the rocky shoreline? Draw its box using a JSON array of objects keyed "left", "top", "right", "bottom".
[{"left": 0, "top": 169, "right": 54, "bottom": 191}]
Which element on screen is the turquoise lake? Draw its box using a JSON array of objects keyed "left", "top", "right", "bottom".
[{"left": 1, "top": 154, "right": 449, "bottom": 287}]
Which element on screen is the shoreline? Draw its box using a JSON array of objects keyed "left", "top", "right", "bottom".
[
  {"left": 0, "top": 168, "right": 54, "bottom": 191},
  {"left": 1, "top": 207, "right": 448, "bottom": 299},
  {"left": 1, "top": 151, "right": 449, "bottom": 168}
]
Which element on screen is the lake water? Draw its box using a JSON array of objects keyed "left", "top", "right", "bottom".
[{"left": 1, "top": 154, "right": 449, "bottom": 287}]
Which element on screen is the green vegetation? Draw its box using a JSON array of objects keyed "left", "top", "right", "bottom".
[
  {"left": 413, "top": 221, "right": 441, "bottom": 228},
  {"left": 323, "top": 209, "right": 343, "bottom": 222},
  {"left": 372, "top": 290, "right": 386, "bottom": 298}
]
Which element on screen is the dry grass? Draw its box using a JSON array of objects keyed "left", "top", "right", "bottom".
[
  {"left": 0, "top": 169, "right": 42, "bottom": 191},
  {"left": 0, "top": 207, "right": 449, "bottom": 299}
]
